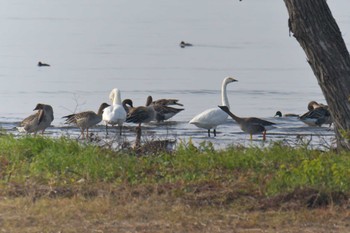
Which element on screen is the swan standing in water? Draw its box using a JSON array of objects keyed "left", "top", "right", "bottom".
[
  {"left": 63, "top": 103, "right": 110, "bottom": 139},
  {"left": 189, "top": 77, "right": 237, "bottom": 137},
  {"left": 102, "top": 88, "right": 127, "bottom": 135},
  {"left": 19, "top": 103, "right": 54, "bottom": 135}
]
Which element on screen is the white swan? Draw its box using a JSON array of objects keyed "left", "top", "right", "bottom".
[
  {"left": 189, "top": 77, "right": 237, "bottom": 137},
  {"left": 102, "top": 88, "right": 127, "bottom": 135}
]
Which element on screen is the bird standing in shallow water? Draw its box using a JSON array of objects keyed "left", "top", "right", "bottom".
[
  {"left": 189, "top": 77, "right": 237, "bottom": 137},
  {"left": 126, "top": 96, "right": 156, "bottom": 127},
  {"left": 299, "top": 101, "right": 332, "bottom": 127},
  {"left": 151, "top": 98, "right": 184, "bottom": 122},
  {"left": 19, "top": 103, "right": 54, "bottom": 135},
  {"left": 102, "top": 88, "right": 127, "bottom": 135},
  {"left": 63, "top": 103, "right": 110, "bottom": 139},
  {"left": 126, "top": 96, "right": 157, "bottom": 151},
  {"left": 219, "top": 106, "right": 275, "bottom": 141},
  {"left": 152, "top": 98, "right": 183, "bottom": 106}
]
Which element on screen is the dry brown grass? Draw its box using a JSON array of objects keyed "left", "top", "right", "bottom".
[{"left": 1, "top": 182, "right": 350, "bottom": 233}]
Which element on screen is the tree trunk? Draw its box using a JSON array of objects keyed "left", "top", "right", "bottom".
[{"left": 284, "top": 0, "right": 350, "bottom": 150}]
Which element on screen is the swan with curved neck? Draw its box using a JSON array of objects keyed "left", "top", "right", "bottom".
[
  {"left": 102, "top": 88, "right": 127, "bottom": 135},
  {"left": 189, "top": 77, "right": 237, "bottom": 137}
]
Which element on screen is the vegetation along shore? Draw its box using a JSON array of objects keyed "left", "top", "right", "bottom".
[{"left": 0, "top": 133, "right": 350, "bottom": 232}]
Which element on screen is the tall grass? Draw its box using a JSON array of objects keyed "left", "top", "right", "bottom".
[{"left": 1, "top": 134, "right": 350, "bottom": 196}]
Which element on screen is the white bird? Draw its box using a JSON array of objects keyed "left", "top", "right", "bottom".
[
  {"left": 102, "top": 88, "right": 127, "bottom": 135},
  {"left": 189, "top": 77, "right": 237, "bottom": 137}
]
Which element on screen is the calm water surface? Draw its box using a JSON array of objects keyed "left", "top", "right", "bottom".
[{"left": 0, "top": 0, "right": 348, "bottom": 149}]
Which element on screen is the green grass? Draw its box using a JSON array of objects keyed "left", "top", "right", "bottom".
[
  {"left": 1, "top": 134, "right": 350, "bottom": 197},
  {"left": 1, "top": 134, "right": 350, "bottom": 232}
]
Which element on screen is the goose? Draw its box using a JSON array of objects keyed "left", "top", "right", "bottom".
[
  {"left": 102, "top": 88, "right": 127, "bottom": 135},
  {"left": 19, "top": 103, "right": 54, "bottom": 135},
  {"left": 122, "top": 99, "right": 134, "bottom": 114},
  {"left": 189, "top": 77, "right": 237, "bottom": 137},
  {"left": 299, "top": 101, "right": 332, "bottom": 127},
  {"left": 151, "top": 98, "right": 184, "bottom": 122},
  {"left": 126, "top": 96, "right": 156, "bottom": 127},
  {"left": 179, "top": 41, "right": 193, "bottom": 48},
  {"left": 152, "top": 98, "right": 183, "bottom": 106},
  {"left": 219, "top": 105, "right": 275, "bottom": 141},
  {"left": 133, "top": 126, "right": 176, "bottom": 153},
  {"left": 63, "top": 103, "right": 110, "bottom": 139},
  {"left": 124, "top": 98, "right": 180, "bottom": 123},
  {"left": 274, "top": 111, "right": 299, "bottom": 118},
  {"left": 152, "top": 104, "right": 184, "bottom": 122},
  {"left": 38, "top": 61, "right": 50, "bottom": 67}
]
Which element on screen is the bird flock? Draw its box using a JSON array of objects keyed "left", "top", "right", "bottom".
[{"left": 17, "top": 77, "right": 333, "bottom": 141}]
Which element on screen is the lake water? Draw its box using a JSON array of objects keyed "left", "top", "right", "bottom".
[{"left": 0, "top": 0, "right": 348, "bottom": 149}]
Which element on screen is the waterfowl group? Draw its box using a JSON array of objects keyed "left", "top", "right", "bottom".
[
  {"left": 274, "top": 101, "right": 332, "bottom": 127},
  {"left": 125, "top": 96, "right": 156, "bottom": 127},
  {"left": 15, "top": 78, "right": 333, "bottom": 144}
]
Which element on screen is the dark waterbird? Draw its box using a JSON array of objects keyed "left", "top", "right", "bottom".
[
  {"left": 19, "top": 103, "right": 54, "bottom": 135},
  {"left": 63, "top": 103, "right": 110, "bottom": 139},
  {"left": 219, "top": 105, "right": 275, "bottom": 140},
  {"left": 299, "top": 101, "right": 332, "bottom": 127},
  {"left": 38, "top": 61, "right": 50, "bottom": 67},
  {"left": 274, "top": 111, "right": 299, "bottom": 118},
  {"left": 179, "top": 41, "right": 193, "bottom": 48}
]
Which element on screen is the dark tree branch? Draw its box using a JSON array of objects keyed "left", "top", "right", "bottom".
[{"left": 284, "top": 0, "right": 350, "bottom": 150}]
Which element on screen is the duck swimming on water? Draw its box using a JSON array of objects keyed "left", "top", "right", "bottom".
[
  {"left": 179, "top": 41, "right": 193, "bottom": 48},
  {"left": 274, "top": 111, "right": 299, "bottom": 118},
  {"left": 38, "top": 61, "right": 50, "bottom": 67}
]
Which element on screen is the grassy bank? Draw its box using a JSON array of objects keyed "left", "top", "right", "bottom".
[{"left": 0, "top": 134, "right": 350, "bottom": 232}]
